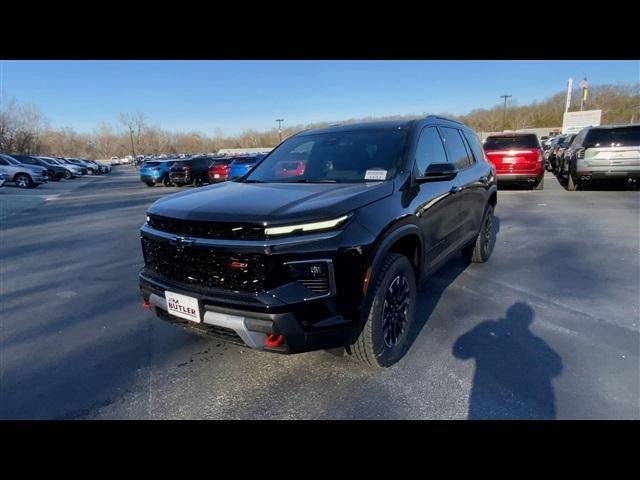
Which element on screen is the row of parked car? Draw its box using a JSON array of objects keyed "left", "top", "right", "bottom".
[
  {"left": 138, "top": 153, "right": 269, "bottom": 187},
  {"left": 480, "top": 123, "right": 639, "bottom": 191},
  {"left": 0, "top": 154, "right": 111, "bottom": 189}
]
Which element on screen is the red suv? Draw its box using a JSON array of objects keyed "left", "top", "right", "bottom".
[
  {"left": 483, "top": 133, "right": 544, "bottom": 190},
  {"left": 207, "top": 157, "right": 234, "bottom": 183}
]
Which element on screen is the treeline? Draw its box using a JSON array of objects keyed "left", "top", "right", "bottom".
[{"left": 1, "top": 83, "right": 637, "bottom": 159}]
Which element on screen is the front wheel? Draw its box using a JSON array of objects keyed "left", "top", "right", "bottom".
[
  {"left": 462, "top": 204, "right": 496, "bottom": 263},
  {"left": 162, "top": 176, "right": 173, "bottom": 187},
  {"left": 64, "top": 170, "right": 72, "bottom": 179},
  {"left": 145, "top": 181, "right": 155, "bottom": 187},
  {"left": 14, "top": 174, "right": 32, "bottom": 189},
  {"left": 351, "top": 253, "right": 417, "bottom": 369}
]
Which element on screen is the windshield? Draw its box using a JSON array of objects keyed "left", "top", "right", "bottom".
[
  {"left": 484, "top": 135, "right": 540, "bottom": 150},
  {"left": 4, "top": 156, "right": 21, "bottom": 165},
  {"left": 584, "top": 126, "right": 640, "bottom": 148},
  {"left": 245, "top": 129, "right": 407, "bottom": 183}
]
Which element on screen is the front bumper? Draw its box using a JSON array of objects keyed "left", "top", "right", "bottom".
[
  {"left": 140, "top": 174, "right": 160, "bottom": 183},
  {"left": 140, "top": 273, "right": 355, "bottom": 354}
]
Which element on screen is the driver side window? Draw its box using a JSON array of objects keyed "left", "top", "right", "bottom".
[{"left": 415, "top": 127, "right": 448, "bottom": 175}]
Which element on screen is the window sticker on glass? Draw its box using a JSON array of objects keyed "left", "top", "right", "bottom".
[{"left": 365, "top": 169, "right": 387, "bottom": 181}]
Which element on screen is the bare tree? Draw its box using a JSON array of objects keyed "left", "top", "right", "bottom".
[{"left": 118, "top": 111, "right": 147, "bottom": 157}]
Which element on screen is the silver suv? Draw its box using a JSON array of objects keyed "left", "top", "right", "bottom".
[
  {"left": 562, "top": 124, "right": 640, "bottom": 190},
  {"left": 0, "top": 153, "right": 48, "bottom": 188}
]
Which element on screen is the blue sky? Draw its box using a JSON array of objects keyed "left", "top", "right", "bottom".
[{"left": 1, "top": 60, "right": 637, "bottom": 136}]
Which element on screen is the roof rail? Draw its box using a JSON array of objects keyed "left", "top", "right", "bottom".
[{"left": 425, "top": 114, "right": 464, "bottom": 125}]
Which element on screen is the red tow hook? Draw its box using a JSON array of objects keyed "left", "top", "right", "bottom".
[
  {"left": 142, "top": 300, "right": 151, "bottom": 309},
  {"left": 264, "top": 334, "right": 285, "bottom": 348}
]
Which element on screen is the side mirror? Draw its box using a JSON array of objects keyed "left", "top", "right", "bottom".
[{"left": 416, "top": 162, "right": 458, "bottom": 182}]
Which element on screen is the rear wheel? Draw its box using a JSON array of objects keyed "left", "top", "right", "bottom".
[
  {"left": 14, "top": 174, "right": 32, "bottom": 189},
  {"left": 194, "top": 174, "right": 205, "bottom": 187},
  {"left": 145, "top": 181, "right": 155, "bottom": 187},
  {"left": 351, "top": 253, "right": 417, "bottom": 369},
  {"left": 162, "top": 176, "right": 173, "bottom": 187},
  {"left": 462, "top": 203, "right": 496, "bottom": 263}
]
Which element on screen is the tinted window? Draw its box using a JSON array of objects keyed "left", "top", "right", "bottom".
[
  {"left": 143, "top": 162, "right": 160, "bottom": 167},
  {"left": 246, "top": 129, "right": 407, "bottom": 183},
  {"left": 483, "top": 135, "right": 540, "bottom": 150},
  {"left": 440, "top": 127, "right": 472, "bottom": 169},
  {"left": 0, "top": 158, "right": 7, "bottom": 166},
  {"left": 462, "top": 130, "right": 486, "bottom": 163},
  {"left": 561, "top": 134, "right": 577, "bottom": 147},
  {"left": 233, "top": 156, "right": 260, "bottom": 165},
  {"left": 415, "top": 127, "right": 448, "bottom": 174},
  {"left": 583, "top": 126, "right": 640, "bottom": 148}
]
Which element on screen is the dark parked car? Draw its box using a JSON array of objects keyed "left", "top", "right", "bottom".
[
  {"left": 169, "top": 156, "right": 217, "bottom": 187},
  {"left": 66, "top": 158, "right": 99, "bottom": 175},
  {"left": 561, "top": 124, "right": 640, "bottom": 191},
  {"left": 483, "top": 133, "right": 544, "bottom": 189},
  {"left": 139, "top": 116, "right": 498, "bottom": 368},
  {"left": 10, "top": 155, "right": 67, "bottom": 181},
  {"left": 545, "top": 134, "right": 567, "bottom": 173},
  {"left": 554, "top": 133, "right": 577, "bottom": 177}
]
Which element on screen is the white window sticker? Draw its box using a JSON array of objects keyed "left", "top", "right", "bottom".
[{"left": 364, "top": 169, "right": 387, "bottom": 181}]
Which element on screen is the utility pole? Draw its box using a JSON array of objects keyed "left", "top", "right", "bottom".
[
  {"left": 500, "top": 94, "right": 512, "bottom": 130},
  {"left": 275, "top": 119, "right": 284, "bottom": 143}
]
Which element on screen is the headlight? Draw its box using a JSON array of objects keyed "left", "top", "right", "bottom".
[{"left": 265, "top": 215, "right": 349, "bottom": 236}]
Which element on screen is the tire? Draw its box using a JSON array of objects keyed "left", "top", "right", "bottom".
[
  {"left": 534, "top": 175, "right": 544, "bottom": 190},
  {"left": 14, "top": 174, "right": 32, "bottom": 189},
  {"left": 145, "top": 181, "right": 155, "bottom": 187},
  {"left": 462, "top": 203, "right": 497, "bottom": 264},
  {"left": 162, "top": 176, "right": 173, "bottom": 187},
  {"left": 351, "top": 253, "right": 417, "bottom": 369},
  {"left": 194, "top": 174, "right": 205, "bottom": 187},
  {"left": 47, "top": 172, "right": 55, "bottom": 182},
  {"left": 175, "top": 183, "right": 183, "bottom": 188},
  {"left": 64, "top": 170, "right": 72, "bottom": 180}
]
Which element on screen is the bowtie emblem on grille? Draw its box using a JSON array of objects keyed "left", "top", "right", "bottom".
[{"left": 170, "top": 236, "right": 195, "bottom": 250}]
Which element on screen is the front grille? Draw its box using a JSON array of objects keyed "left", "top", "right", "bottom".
[
  {"left": 142, "top": 236, "right": 266, "bottom": 292},
  {"left": 147, "top": 214, "right": 265, "bottom": 240}
]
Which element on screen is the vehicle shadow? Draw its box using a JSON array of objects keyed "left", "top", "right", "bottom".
[{"left": 453, "top": 302, "right": 563, "bottom": 420}]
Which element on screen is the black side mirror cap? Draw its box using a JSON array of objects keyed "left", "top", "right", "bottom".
[{"left": 416, "top": 162, "right": 459, "bottom": 182}]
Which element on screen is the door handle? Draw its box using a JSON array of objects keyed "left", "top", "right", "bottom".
[{"left": 450, "top": 185, "right": 463, "bottom": 194}]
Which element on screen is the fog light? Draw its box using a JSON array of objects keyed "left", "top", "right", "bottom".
[{"left": 285, "top": 260, "right": 334, "bottom": 297}]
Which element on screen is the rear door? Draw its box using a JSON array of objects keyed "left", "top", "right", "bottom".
[{"left": 440, "top": 127, "right": 486, "bottom": 245}]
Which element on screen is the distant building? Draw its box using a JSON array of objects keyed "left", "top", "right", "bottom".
[{"left": 217, "top": 147, "right": 273, "bottom": 155}]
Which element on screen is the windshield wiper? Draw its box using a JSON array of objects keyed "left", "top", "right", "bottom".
[{"left": 291, "top": 178, "right": 337, "bottom": 183}]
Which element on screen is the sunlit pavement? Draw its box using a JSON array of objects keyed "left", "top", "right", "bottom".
[{"left": 0, "top": 168, "right": 638, "bottom": 419}]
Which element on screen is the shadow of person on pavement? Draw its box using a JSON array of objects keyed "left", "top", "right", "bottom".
[{"left": 453, "top": 302, "right": 563, "bottom": 420}]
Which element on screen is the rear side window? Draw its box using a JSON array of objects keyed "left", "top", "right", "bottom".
[
  {"left": 462, "top": 130, "right": 484, "bottom": 163},
  {"left": 583, "top": 126, "right": 640, "bottom": 148},
  {"left": 483, "top": 135, "right": 540, "bottom": 150},
  {"left": 415, "top": 127, "right": 448, "bottom": 174},
  {"left": 440, "top": 127, "right": 473, "bottom": 169}
]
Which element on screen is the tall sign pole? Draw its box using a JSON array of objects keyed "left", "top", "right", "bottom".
[
  {"left": 565, "top": 77, "right": 573, "bottom": 112},
  {"left": 275, "top": 118, "right": 284, "bottom": 143},
  {"left": 579, "top": 77, "right": 589, "bottom": 111}
]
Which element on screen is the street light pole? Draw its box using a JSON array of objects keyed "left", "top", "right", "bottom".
[
  {"left": 500, "top": 94, "right": 512, "bottom": 130},
  {"left": 275, "top": 119, "right": 284, "bottom": 143}
]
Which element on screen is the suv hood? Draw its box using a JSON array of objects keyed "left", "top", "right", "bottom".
[
  {"left": 148, "top": 180, "right": 394, "bottom": 224},
  {"left": 22, "top": 164, "right": 47, "bottom": 174}
]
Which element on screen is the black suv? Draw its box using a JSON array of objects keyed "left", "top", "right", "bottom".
[
  {"left": 10, "top": 154, "right": 68, "bottom": 181},
  {"left": 139, "top": 117, "right": 498, "bottom": 368},
  {"left": 169, "top": 155, "right": 216, "bottom": 187}
]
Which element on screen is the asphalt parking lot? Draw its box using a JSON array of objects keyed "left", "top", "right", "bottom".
[{"left": 0, "top": 167, "right": 638, "bottom": 419}]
